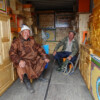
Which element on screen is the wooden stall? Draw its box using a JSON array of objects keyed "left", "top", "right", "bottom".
[
  {"left": 79, "top": 1, "right": 100, "bottom": 99},
  {"left": 90, "top": 54, "right": 100, "bottom": 100},
  {"left": 79, "top": 44, "right": 94, "bottom": 90},
  {"left": 0, "top": 14, "right": 14, "bottom": 96}
]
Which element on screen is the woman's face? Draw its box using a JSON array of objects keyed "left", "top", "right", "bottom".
[{"left": 21, "top": 29, "right": 30, "bottom": 40}]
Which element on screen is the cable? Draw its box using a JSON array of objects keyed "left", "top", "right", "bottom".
[{"left": 44, "top": 59, "right": 55, "bottom": 100}]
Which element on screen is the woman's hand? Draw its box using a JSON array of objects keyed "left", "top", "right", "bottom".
[
  {"left": 44, "top": 59, "right": 50, "bottom": 63},
  {"left": 19, "top": 60, "right": 26, "bottom": 68}
]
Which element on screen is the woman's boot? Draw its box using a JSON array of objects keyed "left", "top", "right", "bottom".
[{"left": 23, "top": 74, "right": 35, "bottom": 93}]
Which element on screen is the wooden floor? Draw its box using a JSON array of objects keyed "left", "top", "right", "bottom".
[{"left": 0, "top": 56, "right": 93, "bottom": 100}]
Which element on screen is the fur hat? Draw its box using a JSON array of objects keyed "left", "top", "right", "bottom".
[{"left": 21, "top": 25, "right": 30, "bottom": 32}]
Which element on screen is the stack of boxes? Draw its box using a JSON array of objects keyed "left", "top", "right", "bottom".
[
  {"left": 23, "top": 4, "right": 35, "bottom": 36},
  {"left": 39, "top": 14, "right": 54, "bottom": 28},
  {"left": 9, "top": 0, "right": 36, "bottom": 36},
  {"left": 9, "top": 0, "right": 23, "bottom": 33},
  {"left": 23, "top": 4, "right": 34, "bottom": 26}
]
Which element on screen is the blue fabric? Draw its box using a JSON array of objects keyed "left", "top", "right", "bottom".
[
  {"left": 45, "top": 63, "right": 48, "bottom": 69},
  {"left": 54, "top": 51, "right": 77, "bottom": 63}
]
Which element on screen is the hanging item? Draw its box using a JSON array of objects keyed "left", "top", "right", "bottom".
[
  {"left": 82, "top": 31, "right": 88, "bottom": 44},
  {"left": 45, "top": 30, "right": 56, "bottom": 41},
  {"left": 41, "top": 30, "right": 47, "bottom": 41}
]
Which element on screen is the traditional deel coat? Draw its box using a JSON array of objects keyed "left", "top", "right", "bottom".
[{"left": 9, "top": 35, "right": 49, "bottom": 80}]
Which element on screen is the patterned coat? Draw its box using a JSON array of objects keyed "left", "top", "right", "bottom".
[
  {"left": 9, "top": 35, "right": 49, "bottom": 80},
  {"left": 54, "top": 36, "right": 79, "bottom": 57}
]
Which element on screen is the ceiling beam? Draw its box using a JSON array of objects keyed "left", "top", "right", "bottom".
[{"left": 27, "top": 0, "right": 73, "bottom": 1}]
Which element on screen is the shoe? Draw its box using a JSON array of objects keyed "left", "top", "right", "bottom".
[
  {"left": 56, "top": 67, "right": 62, "bottom": 71},
  {"left": 23, "top": 74, "right": 35, "bottom": 93},
  {"left": 56, "top": 59, "right": 62, "bottom": 67}
]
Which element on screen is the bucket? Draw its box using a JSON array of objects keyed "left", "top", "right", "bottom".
[{"left": 42, "top": 45, "right": 49, "bottom": 54}]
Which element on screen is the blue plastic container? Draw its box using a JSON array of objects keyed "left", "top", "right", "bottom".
[
  {"left": 42, "top": 45, "right": 49, "bottom": 54},
  {"left": 42, "top": 45, "right": 49, "bottom": 69}
]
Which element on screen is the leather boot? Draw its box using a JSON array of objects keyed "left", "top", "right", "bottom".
[{"left": 23, "top": 74, "right": 35, "bottom": 93}]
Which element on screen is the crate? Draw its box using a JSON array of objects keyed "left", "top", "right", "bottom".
[
  {"left": 24, "top": 18, "right": 33, "bottom": 26},
  {"left": 24, "top": 12, "right": 32, "bottom": 18},
  {"left": 10, "top": 0, "right": 23, "bottom": 11},
  {"left": 12, "top": 10, "right": 23, "bottom": 15},
  {"left": 23, "top": 11, "right": 33, "bottom": 18},
  {"left": 56, "top": 28, "right": 70, "bottom": 41},
  {"left": 39, "top": 14, "right": 54, "bottom": 28},
  {"left": 10, "top": 0, "right": 16, "bottom": 10},
  {"left": 16, "top": 1, "right": 23, "bottom": 11},
  {"left": 23, "top": 8, "right": 34, "bottom": 12}
]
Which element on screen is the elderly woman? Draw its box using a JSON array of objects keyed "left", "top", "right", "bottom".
[{"left": 9, "top": 25, "right": 50, "bottom": 93}]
